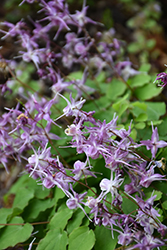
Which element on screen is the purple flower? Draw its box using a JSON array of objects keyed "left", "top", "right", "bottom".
[
  {"left": 68, "top": 1, "right": 98, "bottom": 34},
  {"left": 139, "top": 165, "right": 166, "bottom": 188},
  {"left": 28, "top": 143, "right": 52, "bottom": 177},
  {"left": 66, "top": 185, "right": 91, "bottom": 220},
  {"left": 154, "top": 72, "right": 167, "bottom": 88},
  {"left": 116, "top": 61, "right": 140, "bottom": 81},
  {"left": 128, "top": 234, "right": 165, "bottom": 250},
  {"left": 19, "top": 0, "right": 35, "bottom": 5},
  {"left": 118, "top": 228, "right": 133, "bottom": 246},
  {"left": 140, "top": 124, "right": 167, "bottom": 158},
  {"left": 39, "top": 0, "right": 70, "bottom": 40},
  {"left": 99, "top": 172, "right": 124, "bottom": 201},
  {"left": 51, "top": 70, "right": 72, "bottom": 94},
  {"left": 72, "top": 160, "right": 96, "bottom": 180},
  {"left": 56, "top": 93, "right": 86, "bottom": 119},
  {"left": 0, "top": 20, "right": 25, "bottom": 39}
]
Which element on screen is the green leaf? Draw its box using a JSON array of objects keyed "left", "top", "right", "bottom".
[
  {"left": 67, "top": 209, "right": 86, "bottom": 234},
  {"left": 122, "top": 195, "right": 138, "bottom": 214},
  {"left": 131, "top": 102, "right": 147, "bottom": 116},
  {"left": 96, "top": 72, "right": 106, "bottom": 83},
  {"left": 128, "top": 42, "right": 143, "bottom": 53},
  {"left": 145, "top": 191, "right": 162, "bottom": 201},
  {"left": 134, "top": 122, "right": 146, "bottom": 129},
  {"left": 0, "top": 217, "right": 33, "bottom": 250},
  {"left": 94, "top": 226, "right": 118, "bottom": 250},
  {"left": 68, "top": 226, "right": 95, "bottom": 250},
  {"left": 7, "top": 174, "right": 29, "bottom": 194},
  {"left": 54, "top": 186, "right": 66, "bottom": 205},
  {"left": 139, "top": 63, "right": 151, "bottom": 72},
  {"left": 134, "top": 83, "right": 162, "bottom": 100},
  {"left": 146, "top": 39, "right": 156, "bottom": 49},
  {"left": 0, "top": 208, "right": 13, "bottom": 229},
  {"left": 8, "top": 174, "right": 50, "bottom": 199},
  {"left": 49, "top": 207, "right": 73, "bottom": 231},
  {"left": 8, "top": 207, "right": 23, "bottom": 220},
  {"left": 68, "top": 71, "right": 83, "bottom": 81},
  {"left": 162, "top": 200, "right": 167, "bottom": 210},
  {"left": 37, "top": 229, "right": 68, "bottom": 250},
  {"left": 146, "top": 102, "right": 166, "bottom": 121},
  {"left": 147, "top": 120, "right": 163, "bottom": 126},
  {"left": 93, "top": 106, "right": 115, "bottom": 123},
  {"left": 130, "top": 128, "right": 137, "bottom": 141},
  {"left": 157, "top": 116, "right": 167, "bottom": 136},
  {"left": 106, "top": 79, "right": 126, "bottom": 100},
  {"left": 135, "top": 113, "right": 148, "bottom": 122},
  {"left": 130, "top": 73, "right": 151, "bottom": 88},
  {"left": 13, "top": 187, "right": 34, "bottom": 210},
  {"left": 113, "top": 100, "right": 129, "bottom": 116},
  {"left": 24, "top": 198, "right": 55, "bottom": 221}
]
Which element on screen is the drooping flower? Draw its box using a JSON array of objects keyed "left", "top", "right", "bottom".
[
  {"left": 154, "top": 71, "right": 167, "bottom": 88},
  {"left": 140, "top": 124, "right": 167, "bottom": 159},
  {"left": 99, "top": 171, "right": 124, "bottom": 202}
]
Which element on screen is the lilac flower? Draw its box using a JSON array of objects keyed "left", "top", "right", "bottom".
[
  {"left": 134, "top": 195, "right": 162, "bottom": 234},
  {"left": 0, "top": 83, "right": 12, "bottom": 95},
  {"left": 99, "top": 172, "right": 124, "bottom": 202},
  {"left": 39, "top": 0, "right": 70, "bottom": 40},
  {"left": 31, "top": 94, "right": 58, "bottom": 125},
  {"left": 116, "top": 61, "right": 140, "bottom": 81},
  {"left": 0, "top": 149, "right": 9, "bottom": 173},
  {"left": 28, "top": 237, "right": 36, "bottom": 250},
  {"left": 66, "top": 189, "right": 87, "bottom": 209},
  {"left": 19, "top": 45, "right": 46, "bottom": 69},
  {"left": 0, "top": 20, "right": 25, "bottom": 39},
  {"left": 72, "top": 160, "right": 96, "bottom": 180},
  {"left": 135, "top": 195, "right": 157, "bottom": 211},
  {"left": 85, "top": 196, "right": 101, "bottom": 224},
  {"left": 139, "top": 164, "right": 166, "bottom": 188},
  {"left": 136, "top": 210, "right": 159, "bottom": 235},
  {"left": 154, "top": 72, "right": 167, "bottom": 88},
  {"left": 118, "top": 227, "right": 133, "bottom": 246},
  {"left": 104, "top": 148, "right": 130, "bottom": 170},
  {"left": 124, "top": 173, "right": 142, "bottom": 195},
  {"left": 88, "top": 56, "right": 106, "bottom": 75},
  {"left": 28, "top": 143, "right": 52, "bottom": 177},
  {"left": 140, "top": 124, "right": 167, "bottom": 158},
  {"left": 51, "top": 70, "right": 72, "bottom": 94},
  {"left": 19, "top": 0, "right": 35, "bottom": 6},
  {"left": 128, "top": 234, "right": 165, "bottom": 250},
  {"left": 42, "top": 170, "right": 71, "bottom": 191},
  {"left": 68, "top": 0, "right": 98, "bottom": 34},
  {"left": 82, "top": 133, "right": 110, "bottom": 159},
  {"left": 66, "top": 185, "right": 91, "bottom": 220},
  {"left": 32, "top": 22, "right": 52, "bottom": 41},
  {"left": 55, "top": 93, "right": 86, "bottom": 119}
]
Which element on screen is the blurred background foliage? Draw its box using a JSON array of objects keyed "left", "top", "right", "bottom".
[{"left": 1, "top": 0, "right": 167, "bottom": 70}]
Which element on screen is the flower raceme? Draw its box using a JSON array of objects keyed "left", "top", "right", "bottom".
[
  {"left": 1, "top": 94, "right": 167, "bottom": 249},
  {"left": 0, "top": 0, "right": 167, "bottom": 249}
]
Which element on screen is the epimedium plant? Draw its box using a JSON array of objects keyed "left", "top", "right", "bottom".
[{"left": 0, "top": 0, "right": 167, "bottom": 249}]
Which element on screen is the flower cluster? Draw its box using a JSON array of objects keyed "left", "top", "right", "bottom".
[
  {"left": 1, "top": 90, "right": 167, "bottom": 248},
  {"left": 0, "top": 0, "right": 167, "bottom": 249},
  {"left": 0, "top": 0, "right": 140, "bottom": 97}
]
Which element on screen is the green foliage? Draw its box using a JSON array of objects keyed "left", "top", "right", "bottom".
[
  {"left": 1, "top": 0, "right": 167, "bottom": 249},
  {"left": 37, "top": 229, "right": 68, "bottom": 250},
  {"left": 94, "top": 226, "right": 118, "bottom": 250},
  {"left": 68, "top": 226, "right": 95, "bottom": 250},
  {"left": 0, "top": 217, "right": 33, "bottom": 250},
  {"left": 2, "top": 55, "right": 167, "bottom": 250}
]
